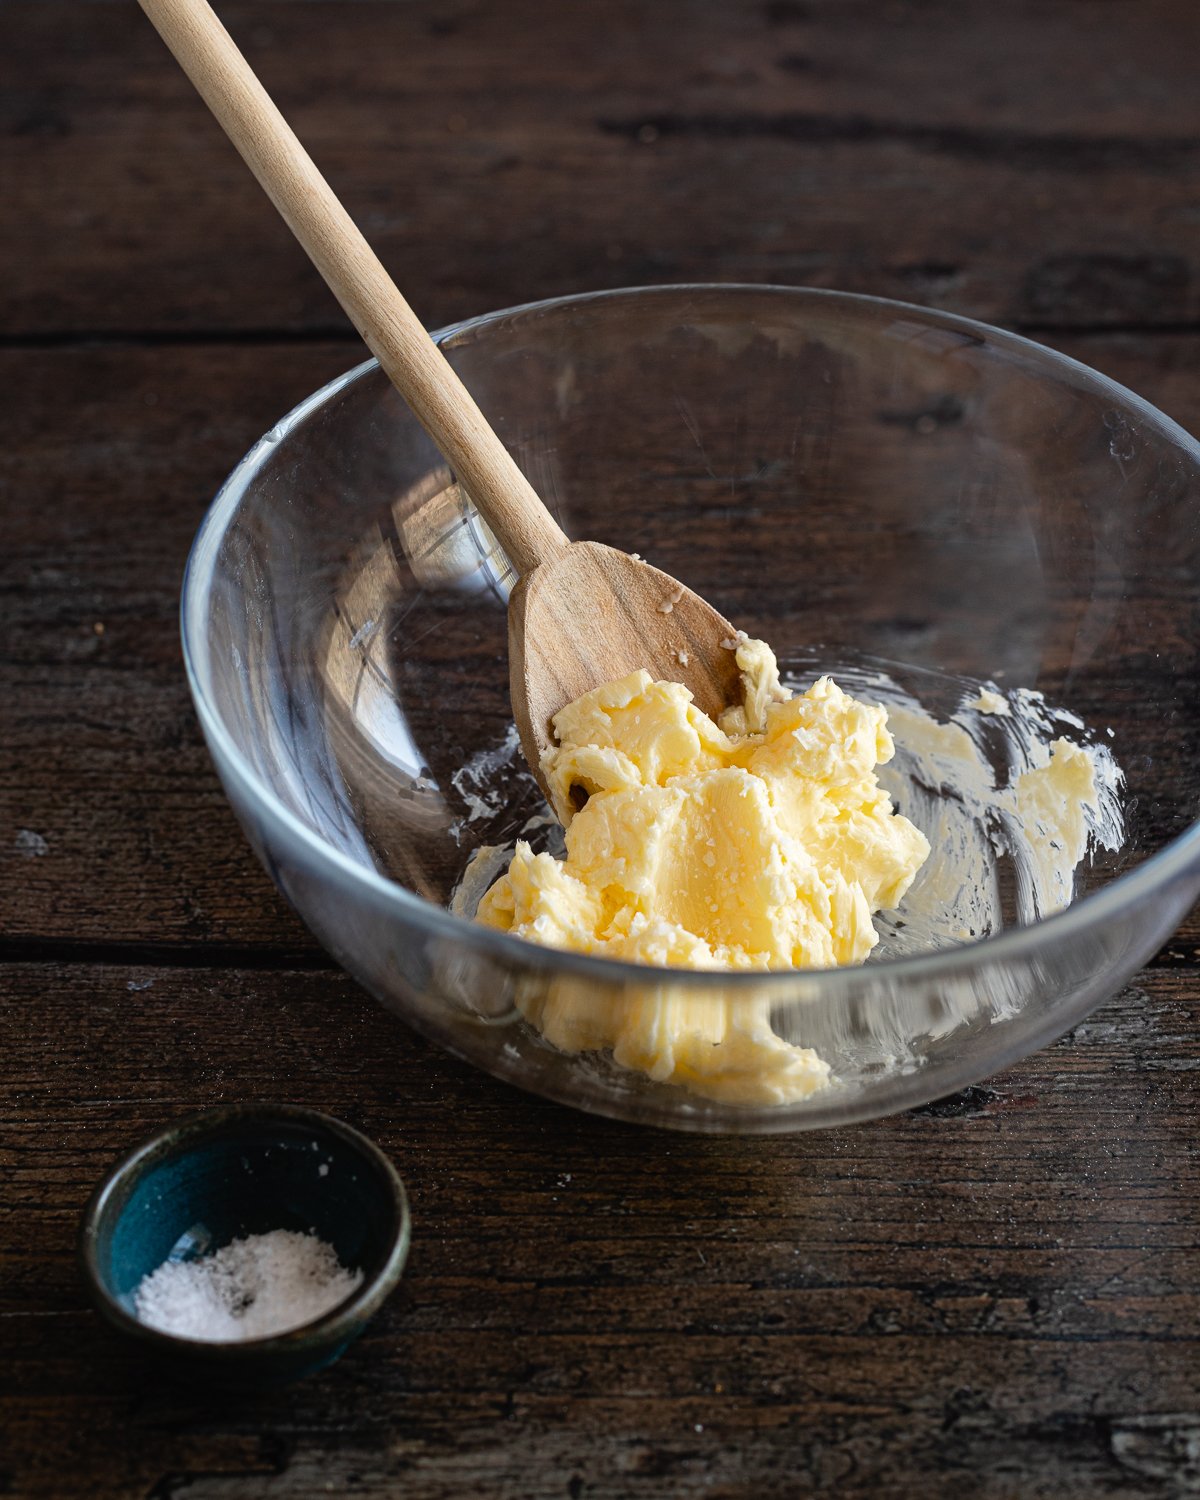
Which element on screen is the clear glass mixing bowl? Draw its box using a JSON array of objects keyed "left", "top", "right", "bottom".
[{"left": 181, "top": 286, "right": 1200, "bottom": 1132}]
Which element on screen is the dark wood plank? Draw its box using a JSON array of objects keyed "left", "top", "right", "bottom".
[
  {"left": 0, "top": 342, "right": 356, "bottom": 952},
  {"left": 5, "top": 3, "right": 1200, "bottom": 1491},
  {"left": 4, "top": 1, "right": 1200, "bottom": 339},
  {"left": 2, "top": 958, "right": 1198, "bottom": 1498},
  {"left": 4, "top": 333, "right": 1199, "bottom": 950}
]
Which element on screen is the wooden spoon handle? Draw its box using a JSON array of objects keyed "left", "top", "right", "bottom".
[{"left": 138, "top": 0, "right": 569, "bottom": 578}]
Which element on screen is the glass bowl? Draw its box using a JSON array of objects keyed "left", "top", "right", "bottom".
[{"left": 181, "top": 285, "right": 1200, "bottom": 1133}]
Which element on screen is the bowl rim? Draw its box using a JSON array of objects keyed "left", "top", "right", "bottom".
[
  {"left": 78, "top": 1103, "right": 411, "bottom": 1359},
  {"left": 180, "top": 282, "right": 1200, "bottom": 996}
]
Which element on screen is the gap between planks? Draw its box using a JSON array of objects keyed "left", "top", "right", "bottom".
[
  {"left": 0, "top": 937, "right": 336, "bottom": 972},
  {"left": 4, "top": 321, "right": 1200, "bottom": 354}
]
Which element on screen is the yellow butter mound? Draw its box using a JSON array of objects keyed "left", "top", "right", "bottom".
[
  {"left": 474, "top": 640, "right": 928, "bottom": 1105},
  {"left": 479, "top": 641, "right": 929, "bottom": 971}
]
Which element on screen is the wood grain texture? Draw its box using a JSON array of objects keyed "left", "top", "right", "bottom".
[
  {"left": 0, "top": 343, "right": 354, "bottom": 952},
  {"left": 4, "top": 2, "right": 1200, "bottom": 340},
  {"left": 4, "top": 2, "right": 1200, "bottom": 1493},
  {"left": 2, "top": 960, "right": 1199, "bottom": 1498},
  {"left": 138, "top": 0, "right": 570, "bottom": 579},
  {"left": 3, "top": 335, "right": 1198, "bottom": 950}
]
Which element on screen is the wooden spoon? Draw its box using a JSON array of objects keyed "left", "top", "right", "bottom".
[{"left": 139, "top": 0, "right": 743, "bottom": 785}]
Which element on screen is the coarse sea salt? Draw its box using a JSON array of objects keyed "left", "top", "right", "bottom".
[{"left": 132, "top": 1229, "right": 363, "bottom": 1342}]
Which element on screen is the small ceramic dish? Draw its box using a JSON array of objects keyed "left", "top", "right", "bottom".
[{"left": 79, "top": 1103, "right": 411, "bottom": 1386}]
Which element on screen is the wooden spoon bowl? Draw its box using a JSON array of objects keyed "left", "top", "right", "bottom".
[{"left": 511, "top": 541, "right": 740, "bottom": 778}]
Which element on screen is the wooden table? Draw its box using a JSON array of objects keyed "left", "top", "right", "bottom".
[{"left": 4, "top": 3, "right": 1199, "bottom": 1495}]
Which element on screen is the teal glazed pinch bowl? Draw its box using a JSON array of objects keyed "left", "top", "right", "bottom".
[
  {"left": 181, "top": 284, "right": 1200, "bottom": 1133},
  {"left": 79, "top": 1104, "right": 411, "bottom": 1386}
]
